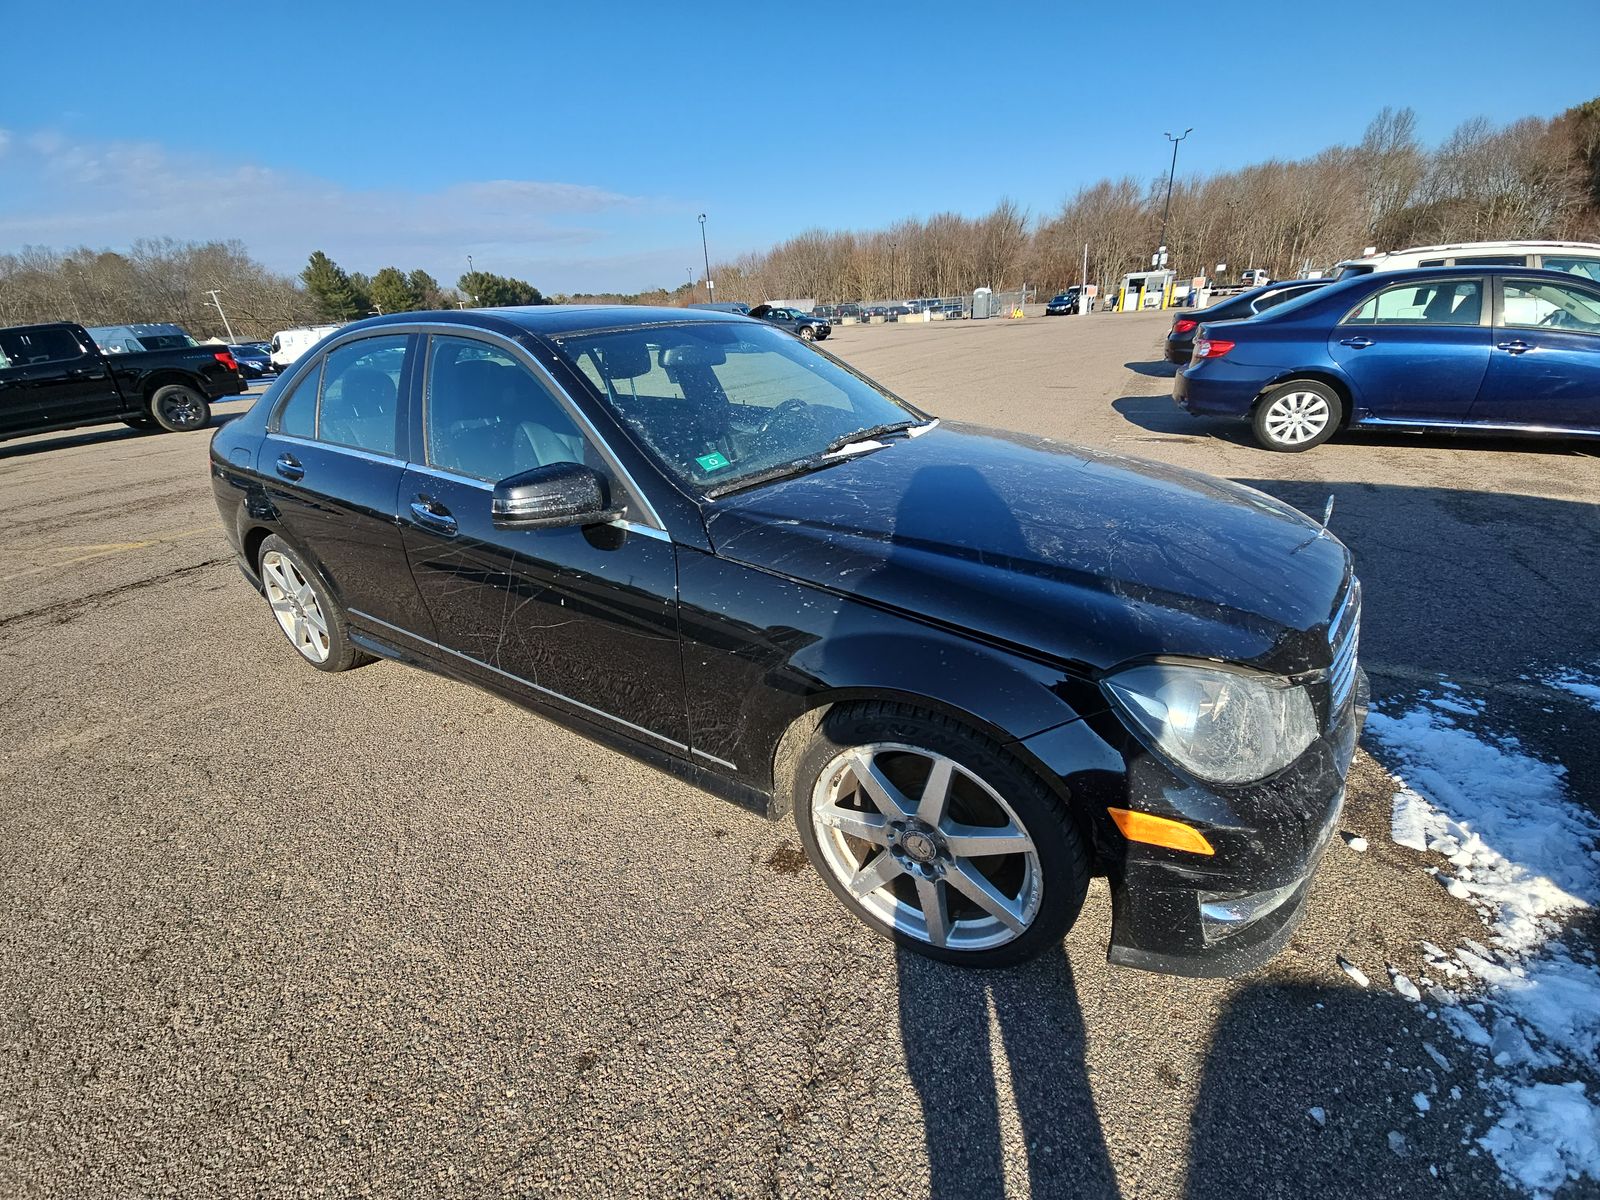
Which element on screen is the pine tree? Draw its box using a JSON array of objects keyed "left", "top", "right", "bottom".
[
  {"left": 458, "top": 270, "right": 548, "bottom": 307},
  {"left": 300, "top": 251, "right": 365, "bottom": 321},
  {"left": 406, "top": 268, "right": 444, "bottom": 309},
  {"left": 370, "top": 266, "right": 421, "bottom": 314}
]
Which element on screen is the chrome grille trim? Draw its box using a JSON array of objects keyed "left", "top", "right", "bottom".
[{"left": 1327, "top": 579, "right": 1361, "bottom": 719}]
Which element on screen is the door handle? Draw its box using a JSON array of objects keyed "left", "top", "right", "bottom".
[
  {"left": 275, "top": 452, "right": 304, "bottom": 481},
  {"left": 409, "top": 495, "right": 458, "bottom": 535},
  {"left": 1338, "top": 337, "right": 1375, "bottom": 349},
  {"left": 1496, "top": 339, "right": 1532, "bottom": 354}
]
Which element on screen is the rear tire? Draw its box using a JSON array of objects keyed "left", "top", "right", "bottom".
[
  {"left": 792, "top": 701, "right": 1089, "bottom": 968},
  {"left": 256, "top": 535, "right": 366, "bottom": 672},
  {"left": 148, "top": 384, "right": 212, "bottom": 433},
  {"left": 1252, "top": 380, "right": 1342, "bottom": 452}
]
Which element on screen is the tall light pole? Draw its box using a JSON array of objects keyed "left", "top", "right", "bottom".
[
  {"left": 889, "top": 241, "right": 898, "bottom": 300},
  {"left": 1158, "top": 128, "right": 1193, "bottom": 271},
  {"left": 697, "top": 214, "right": 713, "bottom": 304},
  {"left": 205, "top": 289, "right": 236, "bottom": 342}
]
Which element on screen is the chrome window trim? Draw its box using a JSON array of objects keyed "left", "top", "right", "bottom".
[
  {"left": 348, "top": 607, "right": 689, "bottom": 753},
  {"left": 691, "top": 747, "right": 737, "bottom": 770},
  {"left": 265, "top": 431, "right": 406, "bottom": 469}
]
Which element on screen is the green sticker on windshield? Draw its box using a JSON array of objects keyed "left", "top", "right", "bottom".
[{"left": 696, "top": 451, "right": 731, "bottom": 472}]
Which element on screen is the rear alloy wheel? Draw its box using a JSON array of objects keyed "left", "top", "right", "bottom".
[
  {"left": 1252, "top": 380, "right": 1342, "bottom": 451},
  {"left": 148, "top": 384, "right": 212, "bottom": 433},
  {"left": 794, "top": 704, "right": 1087, "bottom": 967},
  {"left": 257, "top": 536, "right": 364, "bottom": 672}
]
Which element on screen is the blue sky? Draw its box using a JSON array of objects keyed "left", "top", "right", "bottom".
[{"left": 1, "top": 1, "right": 1593, "bottom": 293}]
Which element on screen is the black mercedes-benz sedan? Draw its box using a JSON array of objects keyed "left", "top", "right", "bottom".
[{"left": 209, "top": 306, "right": 1365, "bottom": 976}]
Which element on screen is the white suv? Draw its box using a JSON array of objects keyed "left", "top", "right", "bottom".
[{"left": 1331, "top": 240, "right": 1600, "bottom": 283}]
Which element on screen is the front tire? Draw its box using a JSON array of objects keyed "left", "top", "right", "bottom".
[
  {"left": 1252, "top": 380, "right": 1342, "bottom": 451},
  {"left": 148, "top": 384, "right": 212, "bottom": 433},
  {"left": 257, "top": 536, "right": 365, "bottom": 672},
  {"left": 792, "top": 702, "right": 1088, "bottom": 968},
  {"left": 798, "top": 326, "right": 817, "bottom": 342}
]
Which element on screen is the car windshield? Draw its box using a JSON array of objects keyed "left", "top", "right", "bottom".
[{"left": 551, "top": 320, "right": 922, "bottom": 495}]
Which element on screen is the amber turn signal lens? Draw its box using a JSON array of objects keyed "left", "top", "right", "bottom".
[{"left": 1108, "top": 808, "right": 1216, "bottom": 856}]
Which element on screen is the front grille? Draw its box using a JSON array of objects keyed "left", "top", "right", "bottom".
[{"left": 1327, "top": 579, "right": 1361, "bottom": 720}]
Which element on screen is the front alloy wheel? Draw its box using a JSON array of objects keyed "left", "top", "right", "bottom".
[
  {"left": 799, "top": 325, "right": 817, "bottom": 341},
  {"left": 810, "top": 743, "right": 1043, "bottom": 952}
]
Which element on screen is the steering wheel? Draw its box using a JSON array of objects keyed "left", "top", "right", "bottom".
[
  {"left": 1537, "top": 309, "right": 1566, "bottom": 328},
  {"left": 756, "top": 398, "right": 812, "bottom": 438}
]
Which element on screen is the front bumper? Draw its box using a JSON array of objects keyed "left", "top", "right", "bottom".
[{"left": 1019, "top": 667, "right": 1368, "bottom": 977}]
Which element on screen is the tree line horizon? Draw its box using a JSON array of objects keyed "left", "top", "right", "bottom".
[{"left": 1, "top": 99, "right": 1595, "bottom": 339}]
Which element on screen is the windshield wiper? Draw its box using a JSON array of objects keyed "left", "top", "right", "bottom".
[{"left": 821, "top": 420, "right": 921, "bottom": 456}]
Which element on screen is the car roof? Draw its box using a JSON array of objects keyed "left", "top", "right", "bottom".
[{"left": 335, "top": 305, "right": 755, "bottom": 341}]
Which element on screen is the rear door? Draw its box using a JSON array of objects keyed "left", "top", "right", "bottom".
[
  {"left": 260, "top": 332, "right": 436, "bottom": 637},
  {"left": 1328, "top": 276, "right": 1490, "bottom": 422},
  {"left": 397, "top": 332, "right": 688, "bottom": 753},
  {"left": 0, "top": 325, "right": 121, "bottom": 431},
  {"left": 1470, "top": 275, "right": 1600, "bottom": 431}
]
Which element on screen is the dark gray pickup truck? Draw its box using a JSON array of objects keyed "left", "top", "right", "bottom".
[{"left": 0, "top": 321, "right": 248, "bottom": 442}]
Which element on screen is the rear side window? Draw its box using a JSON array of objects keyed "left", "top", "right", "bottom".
[
  {"left": 0, "top": 326, "right": 87, "bottom": 367},
  {"left": 1452, "top": 254, "right": 1528, "bottom": 267},
  {"left": 271, "top": 335, "right": 406, "bottom": 455},
  {"left": 1347, "top": 280, "right": 1482, "bottom": 326},
  {"left": 275, "top": 362, "right": 321, "bottom": 439},
  {"left": 318, "top": 336, "right": 406, "bottom": 456}
]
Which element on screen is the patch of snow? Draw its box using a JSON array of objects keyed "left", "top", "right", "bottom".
[
  {"left": 1308, "top": 1106, "right": 1327, "bottom": 1127},
  {"left": 1424, "top": 1042, "right": 1451, "bottom": 1071},
  {"left": 1415, "top": 1092, "right": 1432, "bottom": 1113},
  {"left": 1390, "top": 965, "right": 1422, "bottom": 1003},
  {"left": 1366, "top": 690, "right": 1600, "bottom": 1197},
  {"left": 1344, "top": 833, "right": 1369, "bottom": 852},
  {"left": 1388, "top": 1130, "right": 1409, "bottom": 1158},
  {"left": 1337, "top": 956, "right": 1370, "bottom": 988},
  {"left": 1479, "top": 1083, "right": 1600, "bottom": 1199},
  {"left": 1545, "top": 668, "right": 1600, "bottom": 714}
]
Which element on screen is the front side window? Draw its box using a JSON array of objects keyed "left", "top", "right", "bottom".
[
  {"left": 1347, "top": 280, "right": 1482, "bottom": 326},
  {"left": 1502, "top": 279, "right": 1600, "bottom": 335},
  {"left": 1539, "top": 256, "right": 1600, "bottom": 284},
  {"left": 550, "top": 320, "right": 918, "bottom": 492},
  {"left": 0, "top": 326, "right": 87, "bottom": 366},
  {"left": 425, "top": 336, "right": 588, "bottom": 483}
]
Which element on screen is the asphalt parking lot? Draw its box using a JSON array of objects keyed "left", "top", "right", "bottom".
[{"left": 2, "top": 311, "right": 1596, "bottom": 1199}]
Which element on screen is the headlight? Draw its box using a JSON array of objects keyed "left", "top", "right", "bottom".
[{"left": 1102, "top": 661, "right": 1317, "bottom": 785}]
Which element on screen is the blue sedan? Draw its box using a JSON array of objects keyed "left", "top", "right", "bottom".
[{"left": 1172, "top": 266, "right": 1600, "bottom": 451}]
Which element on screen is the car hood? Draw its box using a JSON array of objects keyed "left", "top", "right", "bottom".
[{"left": 704, "top": 423, "right": 1351, "bottom": 674}]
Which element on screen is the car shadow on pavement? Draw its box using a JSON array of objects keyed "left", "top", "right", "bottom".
[
  {"left": 1110, "top": 395, "right": 1254, "bottom": 445},
  {"left": 1185, "top": 980, "right": 1513, "bottom": 1200},
  {"left": 898, "top": 945, "right": 1122, "bottom": 1199},
  {"left": 1123, "top": 360, "right": 1178, "bottom": 378},
  {"left": 1237, "top": 478, "right": 1600, "bottom": 816},
  {"left": 0, "top": 412, "right": 241, "bottom": 460}
]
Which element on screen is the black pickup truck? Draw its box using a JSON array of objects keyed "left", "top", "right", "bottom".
[{"left": 0, "top": 321, "right": 247, "bottom": 442}]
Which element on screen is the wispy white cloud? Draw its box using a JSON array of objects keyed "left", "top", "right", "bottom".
[{"left": 0, "top": 128, "right": 691, "bottom": 292}]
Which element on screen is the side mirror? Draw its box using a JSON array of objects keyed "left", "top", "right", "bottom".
[{"left": 491, "top": 462, "right": 623, "bottom": 529}]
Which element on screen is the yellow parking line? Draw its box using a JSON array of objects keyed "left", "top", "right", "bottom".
[{"left": 0, "top": 527, "right": 215, "bottom": 582}]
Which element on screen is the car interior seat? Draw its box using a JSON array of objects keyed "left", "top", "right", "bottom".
[{"left": 323, "top": 365, "right": 396, "bottom": 453}]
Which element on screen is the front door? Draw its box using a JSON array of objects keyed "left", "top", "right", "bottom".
[
  {"left": 260, "top": 332, "right": 435, "bottom": 637},
  {"left": 1328, "top": 276, "right": 1490, "bottom": 423},
  {"left": 1470, "top": 275, "right": 1600, "bottom": 431},
  {"left": 0, "top": 325, "right": 121, "bottom": 431},
  {"left": 398, "top": 333, "right": 688, "bottom": 753}
]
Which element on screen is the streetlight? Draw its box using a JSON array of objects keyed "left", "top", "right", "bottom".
[
  {"left": 1157, "top": 128, "right": 1193, "bottom": 271},
  {"left": 698, "top": 214, "right": 713, "bottom": 304},
  {"left": 889, "top": 241, "right": 898, "bottom": 300},
  {"left": 204, "top": 289, "right": 236, "bottom": 342}
]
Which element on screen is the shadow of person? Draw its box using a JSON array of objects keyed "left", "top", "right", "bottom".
[
  {"left": 898, "top": 943, "right": 1121, "bottom": 1199},
  {"left": 1184, "top": 981, "right": 1512, "bottom": 1200}
]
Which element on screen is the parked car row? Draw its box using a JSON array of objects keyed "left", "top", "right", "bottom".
[
  {"left": 1164, "top": 279, "right": 1331, "bottom": 363},
  {"left": 1173, "top": 264, "right": 1600, "bottom": 451}
]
